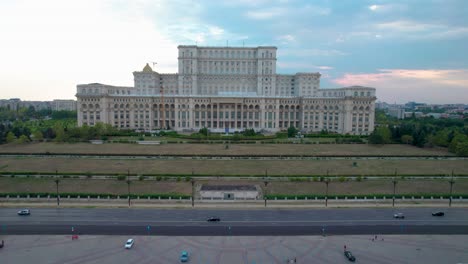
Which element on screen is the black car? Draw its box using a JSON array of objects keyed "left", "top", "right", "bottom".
[
  {"left": 344, "top": 250, "right": 356, "bottom": 262},
  {"left": 432, "top": 211, "right": 445, "bottom": 216},
  {"left": 17, "top": 209, "right": 30, "bottom": 216},
  {"left": 207, "top": 216, "right": 220, "bottom": 222}
]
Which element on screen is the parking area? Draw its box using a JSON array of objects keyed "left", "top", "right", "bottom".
[{"left": 0, "top": 235, "right": 467, "bottom": 263}]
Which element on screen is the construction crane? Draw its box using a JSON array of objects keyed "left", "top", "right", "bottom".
[{"left": 152, "top": 62, "right": 165, "bottom": 130}]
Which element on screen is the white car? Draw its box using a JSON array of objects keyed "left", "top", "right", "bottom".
[
  {"left": 17, "top": 209, "right": 30, "bottom": 216},
  {"left": 393, "top": 213, "right": 405, "bottom": 219},
  {"left": 124, "top": 239, "right": 134, "bottom": 249}
]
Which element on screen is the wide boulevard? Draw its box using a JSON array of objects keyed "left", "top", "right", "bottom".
[{"left": 1, "top": 208, "right": 468, "bottom": 236}]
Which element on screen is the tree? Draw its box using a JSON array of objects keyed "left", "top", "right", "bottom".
[
  {"left": 449, "top": 133, "right": 468, "bottom": 153},
  {"left": 17, "top": 134, "right": 30, "bottom": 143},
  {"left": 287, "top": 126, "right": 298, "bottom": 138},
  {"left": 6, "top": 132, "right": 16, "bottom": 143},
  {"left": 199, "top": 127, "right": 209, "bottom": 136},
  {"left": 400, "top": 135, "right": 413, "bottom": 145},
  {"left": 368, "top": 126, "right": 391, "bottom": 144},
  {"left": 242, "top": 128, "right": 256, "bottom": 137},
  {"left": 53, "top": 123, "right": 67, "bottom": 142},
  {"left": 32, "top": 130, "right": 44, "bottom": 142},
  {"left": 429, "top": 129, "right": 450, "bottom": 147},
  {"left": 455, "top": 141, "right": 468, "bottom": 157}
]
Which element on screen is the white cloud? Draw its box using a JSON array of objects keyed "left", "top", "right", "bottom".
[
  {"left": 277, "top": 62, "right": 333, "bottom": 71},
  {"left": 0, "top": 0, "right": 181, "bottom": 100},
  {"left": 374, "top": 20, "right": 468, "bottom": 40},
  {"left": 376, "top": 20, "right": 438, "bottom": 32},
  {"left": 0, "top": 1, "right": 249, "bottom": 100},
  {"left": 276, "top": 34, "right": 296, "bottom": 44},
  {"left": 368, "top": 4, "right": 407, "bottom": 13},
  {"left": 245, "top": 8, "right": 284, "bottom": 20},
  {"left": 369, "top": 5, "right": 379, "bottom": 11},
  {"left": 280, "top": 48, "right": 348, "bottom": 57},
  {"left": 245, "top": 5, "right": 330, "bottom": 20},
  {"left": 332, "top": 69, "right": 468, "bottom": 104}
]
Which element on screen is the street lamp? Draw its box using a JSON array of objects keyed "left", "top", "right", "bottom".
[
  {"left": 54, "top": 170, "right": 60, "bottom": 206},
  {"left": 392, "top": 171, "right": 398, "bottom": 207},
  {"left": 325, "top": 178, "right": 330, "bottom": 207},
  {"left": 127, "top": 169, "right": 131, "bottom": 207},
  {"left": 449, "top": 170, "right": 455, "bottom": 207},
  {"left": 264, "top": 180, "right": 269, "bottom": 207},
  {"left": 191, "top": 168, "right": 195, "bottom": 207}
]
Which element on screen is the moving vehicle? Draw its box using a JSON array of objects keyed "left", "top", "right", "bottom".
[
  {"left": 207, "top": 216, "right": 220, "bottom": 222},
  {"left": 180, "top": 251, "right": 189, "bottom": 262},
  {"left": 393, "top": 213, "right": 405, "bottom": 219},
  {"left": 432, "top": 211, "right": 445, "bottom": 216},
  {"left": 344, "top": 250, "right": 356, "bottom": 262},
  {"left": 17, "top": 209, "right": 30, "bottom": 216},
  {"left": 124, "top": 239, "right": 134, "bottom": 249}
]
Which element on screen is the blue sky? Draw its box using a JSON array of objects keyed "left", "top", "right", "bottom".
[{"left": 0, "top": 0, "right": 467, "bottom": 103}]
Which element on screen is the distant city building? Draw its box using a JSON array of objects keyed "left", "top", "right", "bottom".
[
  {"left": 0, "top": 98, "right": 21, "bottom": 111},
  {"left": 0, "top": 98, "right": 76, "bottom": 111},
  {"left": 405, "top": 101, "right": 426, "bottom": 110},
  {"left": 76, "top": 45, "right": 376, "bottom": 135},
  {"left": 20, "top": 101, "right": 51, "bottom": 111},
  {"left": 52, "top": 99, "right": 77, "bottom": 111},
  {"left": 404, "top": 111, "right": 424, "bottom": 118},
  {"left": 387, "top": 107, "right": 405, "bottom": 119}
]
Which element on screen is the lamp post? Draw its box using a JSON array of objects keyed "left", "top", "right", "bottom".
[
  {"left": 191, "top": 168, "right": 195, "bottom": 207},
  {"left": 392, "top": 169, "right": 398, "bottom": 207},
  {"left": 325, "top": 178, "right": 330, "bottom": 207},
  {"left": 127, "top": 169, "right": 131, "bottom": 207},
  {"left": 449, "top": 170, "right": 455, "bottom": 207},
  {"left": 264, "top": 180, "right": 269, "bottom": 207},
  {"left": 54, "top": 170, "right": 60, "bottom": 206}
]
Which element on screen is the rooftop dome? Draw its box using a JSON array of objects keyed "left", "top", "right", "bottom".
[{"left": 142, "top": 63, "right": 153, "bottom": 72}]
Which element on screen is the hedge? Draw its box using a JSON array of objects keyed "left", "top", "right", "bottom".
[
  {"left": 0, "top": 192, "right": 190, "bottom": 199},
  {"left": 265, "top": 193, "right": 468, "bottom": 200},
  {"left": 1, "top": 171, "right": 467, "bottom": 178}
]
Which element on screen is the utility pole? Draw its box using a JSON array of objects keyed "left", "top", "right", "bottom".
[
  {"left": 54, "top": 170, "right": 60, "bottom": 206},
  {"left": 449, "top": 170, "right": 455, "bottom": 207},
  {"left": 127, "top": 169, "right": 131, "bottom": 207}
]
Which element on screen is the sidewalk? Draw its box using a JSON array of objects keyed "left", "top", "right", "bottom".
[{"left": 1, "top": 198, "right": 467, "bottom": 208}]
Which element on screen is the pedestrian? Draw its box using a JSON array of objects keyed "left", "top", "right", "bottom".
[
  {"left": 294, "top": 257, "right": 297, "bottom": 263},
  {"left": 344, "top": 245, "right": 347, "bottom": 251}
]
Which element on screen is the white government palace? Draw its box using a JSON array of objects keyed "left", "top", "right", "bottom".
[{"left": 76, "top": 45, "right": 376, "bottom": 134}]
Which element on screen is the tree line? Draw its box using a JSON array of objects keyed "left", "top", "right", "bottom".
[{"left": 369, "top": 109, "right": 468, "bottom": 156}]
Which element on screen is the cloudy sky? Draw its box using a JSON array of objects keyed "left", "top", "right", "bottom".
[{"left": 0, "top": 0, "right": 467, "bottom": 103}]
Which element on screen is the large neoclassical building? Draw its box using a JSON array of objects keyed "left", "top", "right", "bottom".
[{"left": 77, "top": 45, "right": 376, "bottom": 134}]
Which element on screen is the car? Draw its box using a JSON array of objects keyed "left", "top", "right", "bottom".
[
  {"left": 180, "top": 251, "right": 189, "bottom": 262},
  {"left": 344, "top": 250, "right": 356, "bottom": 262},
  {"left": 393, "top": 213, "right": 405, "bottom": 219},
  {"left": 432, "top": 211, "right": 445, "bottom": 216},
  {"left": 124, "top": 239, "right": 134, "bottom": 249},
  {"left": 17, "top": 209, "right": 30, "bottom": 216},
  {"left": 207, "top": 216, "right": 220, "bottom": 222}
]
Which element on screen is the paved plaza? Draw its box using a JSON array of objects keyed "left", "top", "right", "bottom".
[{"left": 1, "top": 235, "right": 467, "bottom": 263}]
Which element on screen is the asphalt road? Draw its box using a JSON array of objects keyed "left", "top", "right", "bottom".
[{"left": 1, "top": 208, "right": 468, "bottom": 236}]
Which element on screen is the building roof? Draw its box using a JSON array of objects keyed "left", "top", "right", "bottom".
[
  {"left": 142, "top": 63, "right": 153, "bottom": 72},
  {"left": 200, "top": 185, "right": 257, "bottom": 191}
]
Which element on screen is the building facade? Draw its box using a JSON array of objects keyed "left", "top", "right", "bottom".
[
  {"left": 0, "top": 98, "right": 76, "bottom": 111},
  {"left": 52, "top": 99, "right": 77, "bottom": 111},
  {"left": 76, "top": 45, "right": 376, "bottom": 134}
]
